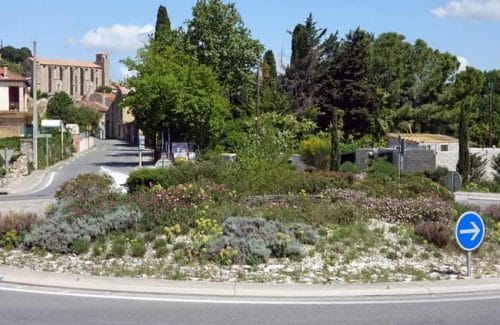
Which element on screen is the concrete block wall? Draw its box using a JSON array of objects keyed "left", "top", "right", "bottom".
[{"left": 402, "top": 150, "right": 436, "bottom": 173}]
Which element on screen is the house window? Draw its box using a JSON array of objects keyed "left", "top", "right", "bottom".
[{"left": 441, "top": 145, "right": 448, "bottom": 152}]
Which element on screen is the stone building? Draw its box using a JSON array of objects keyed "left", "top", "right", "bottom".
[
  {"left": 30, "top": 52, "right": 109, "bottom": 98},
  {"left": 105, "top": 85, "right": 136, "bottom": 143},
  {"left": 0, "top": 67, "right": 31, "bottom": 137}
]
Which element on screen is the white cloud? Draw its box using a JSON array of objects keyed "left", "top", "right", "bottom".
[
  {"left": 72, "top": 24, "right": 153, "bottom": 52},
  {"left": 457, "top": 56, "right": 469, "bottom": 71},
  {"left": 431, "top": 0, "right": 500, "bottom": 21},
  {"left": 119, "top": 65, "right": 137, "bottom": 80}
]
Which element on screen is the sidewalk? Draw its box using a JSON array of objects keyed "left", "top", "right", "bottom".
[{"left": 0, "top": 266, "right": 498, "bottom": 298}]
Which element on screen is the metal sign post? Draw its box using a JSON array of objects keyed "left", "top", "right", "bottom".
[
  {"left": 138, "top": 132, "right": 145, "bottom": 167},
  {"left": 455, "top": 211, "right": 485, "bottom": 278}
]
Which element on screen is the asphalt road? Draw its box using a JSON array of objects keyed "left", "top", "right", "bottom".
[
  {"left": 454, "top": 192, "right": 500, "bottom": 211},
  {"left": 0, "top": 139, "right": 146, "bottom": 202},
  {"left": 0, "top": 286, "right": 498, "bottom": 325}
]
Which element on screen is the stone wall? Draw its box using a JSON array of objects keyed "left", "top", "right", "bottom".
[{"left": 0, "top": 153, "right": 29, "bottom": 189}]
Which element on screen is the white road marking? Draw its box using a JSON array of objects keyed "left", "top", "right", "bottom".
[
  {"left": 0, "top": 286, "right": 497, "bottom": 305},
  {"left": 21, "top": 172, "right": 56, "bottom": 195},
  {"left": 58, "top": 166, "right": 63, "bottom": 170},
  {"left": 100, "top": 166, "right": 129, "bottom": 193}
]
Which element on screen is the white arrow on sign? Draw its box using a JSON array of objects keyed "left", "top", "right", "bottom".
[{"left": 459, "top": 221, "right": 480, "bottom": 241}]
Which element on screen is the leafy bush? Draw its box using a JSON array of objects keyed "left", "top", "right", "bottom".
[
  {"left": 368, "top": 159, "right": 397, "bottom": 180},
  {"left": 0, "top": 230, "right": 19, "bottom": 248},
  {"left": 425, "top": 166, "right": 449, "bottom": 185},
  {"left": 24, "top": 205, "right": 141, "bottom": 253},
  {"left": 208, "top": 217, "right": 317, "bottom": 265},
  {"left": 415, "top": 222, "right": 450, "bottom": 248},
  {"left": 299, "top": 136, "right": 330, "bottom": 170},
  {"left": 0, "top": 137, "right": 21, "bottom": 151},
  {"left": 130, "top": 238, "right": 146, "bottom": 258},
  {"left": 108, "top": 236, "right": 127, "bottom": 258},
  {"left": 129, "top": 182, "right": 227, "bottom": 230},
  {"left": 71, "top": 238, "right": 90, "bottom": 255},
  {"left": 469, "top": 153, "right": 487, "bottom": 183},
  {"left": 339, "top": 162, "right": 359, "bottom": 173},
  {"left": 55, "top": 173, "right": 114, "bottom": 202}
]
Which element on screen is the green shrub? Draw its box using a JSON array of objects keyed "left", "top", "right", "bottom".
[
  {"left": 0, "top": 230, "right": 18, "bottom": 248},
  {"left": 108, "top": 236, "right": 127, "bottom": 258},
  {"left": 368, "top": 159, "right": 397, "bottom": 180},
  {"left": 71, "top": 238, "right": 90, "bottom": 255},
  {"left": 339, "top": 162, "right": 359, "bottom": 173},
  {"left": 0, "top": 166, "right": 5, "bottom": 177},
  {"left": 55, "top": 173, "right": 114, "bottom": 201},
  {"left": 143, "top": 232, "right": 157, "bottom": 243},
  {"left": 415, "top": 222, "right": 450, "bottom": 248},
  {"left": 0, "top": 137, "right": 21, "bottom": 151},
  {"left": 299, "top": 136, "right": 330, "bottom": 170},
  {"left": 469, "top": 153, "right": 487, "bottom": 183},
  {"left": 130, "top": 238, "right": 146, "bottom": 258},
  {"left": 92, "top": 240, "right": 106, "bottom": 257}
]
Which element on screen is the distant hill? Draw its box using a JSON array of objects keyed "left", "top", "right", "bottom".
[{"left": 0, "top": 45, "right": 32, "bottom": 76}]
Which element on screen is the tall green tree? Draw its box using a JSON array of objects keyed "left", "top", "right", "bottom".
[
  {"left": 315, "top": 32, "right": 342, "bottom": 170},
  {"left": 261, "top": 50, "right": 277, "bottom": 85},
  {"left": 122, "top": 42, "right": 230, "bottom": 149},
  {"left": 186, "top": 0, "right": 263, "bottom": 107},
  {"left": 454, "top": 67, "right": 485, "bottom": 182},
  {"left": 335, "top": 28, "right": 377, "bottom": 139},
  {"left": 285, "top": 14, "right": 326, "bottom": 117},
  {"left": 154, "top": 5, "right": 171, "bottom": 43},
  {"left": 46, "top": 92, "right": 73, "bottom": 122}
]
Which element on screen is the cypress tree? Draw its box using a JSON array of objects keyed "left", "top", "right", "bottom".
[
  {"left": 154, "top": 5, "right": 171, "bottom": 42},
  {"left": 261, "top": 50, "right": 277, "bottom": 84},
  {"left": 457, "top": 102, "right": 470, "bottom": 183}
]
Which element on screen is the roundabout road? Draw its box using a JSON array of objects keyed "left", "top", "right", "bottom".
[{"left": 0, "top": 283, "right": 498, "bottom": 325}]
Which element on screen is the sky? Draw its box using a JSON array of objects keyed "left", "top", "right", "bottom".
[{"left": 1, "top": 0, "right": 499, "bottom": 81}]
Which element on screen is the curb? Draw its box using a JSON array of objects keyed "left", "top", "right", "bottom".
[{"left": 0, "top": 267, "right": 499, "bottom": 298}]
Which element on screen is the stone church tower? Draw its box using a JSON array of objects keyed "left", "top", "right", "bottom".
[{"left": 95, "top": 52, "right": 110, "bottom": 87}]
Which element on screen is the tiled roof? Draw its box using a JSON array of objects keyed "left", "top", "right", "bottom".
[
  {"left": 34, "top": 58, "right": 100, "bottom": 69},
  {"left": 81, "top": 100, "right": 108, "bottom": 113},
  {"left": 0, "top": 67, "right": 28, "bottom": 83},
  {"left": 105, "top": 93, "right": 116, "bottom": 101},
  {"left": 388, "top": 133, "right": 458, "bottom": 144}
]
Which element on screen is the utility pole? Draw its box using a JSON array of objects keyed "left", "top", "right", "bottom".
[{"left": 32, "top": 41, "right": 38, "bottom": 170}]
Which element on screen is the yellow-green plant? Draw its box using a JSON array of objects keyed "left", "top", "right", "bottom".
[
  {"left": 218, "top": 246, "right": 239, "bottom": 265},
  {"left": 164, "top": 224, "right": 182, "bottom": 242}
]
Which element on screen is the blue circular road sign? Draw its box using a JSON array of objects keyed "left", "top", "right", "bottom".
[{"left": 455, "top": 211, "right": 485, "bottom": 251}]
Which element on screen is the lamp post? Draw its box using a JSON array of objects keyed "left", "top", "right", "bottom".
[{"left": 32, "top": 41, "right": 38, "bottom": 170}]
